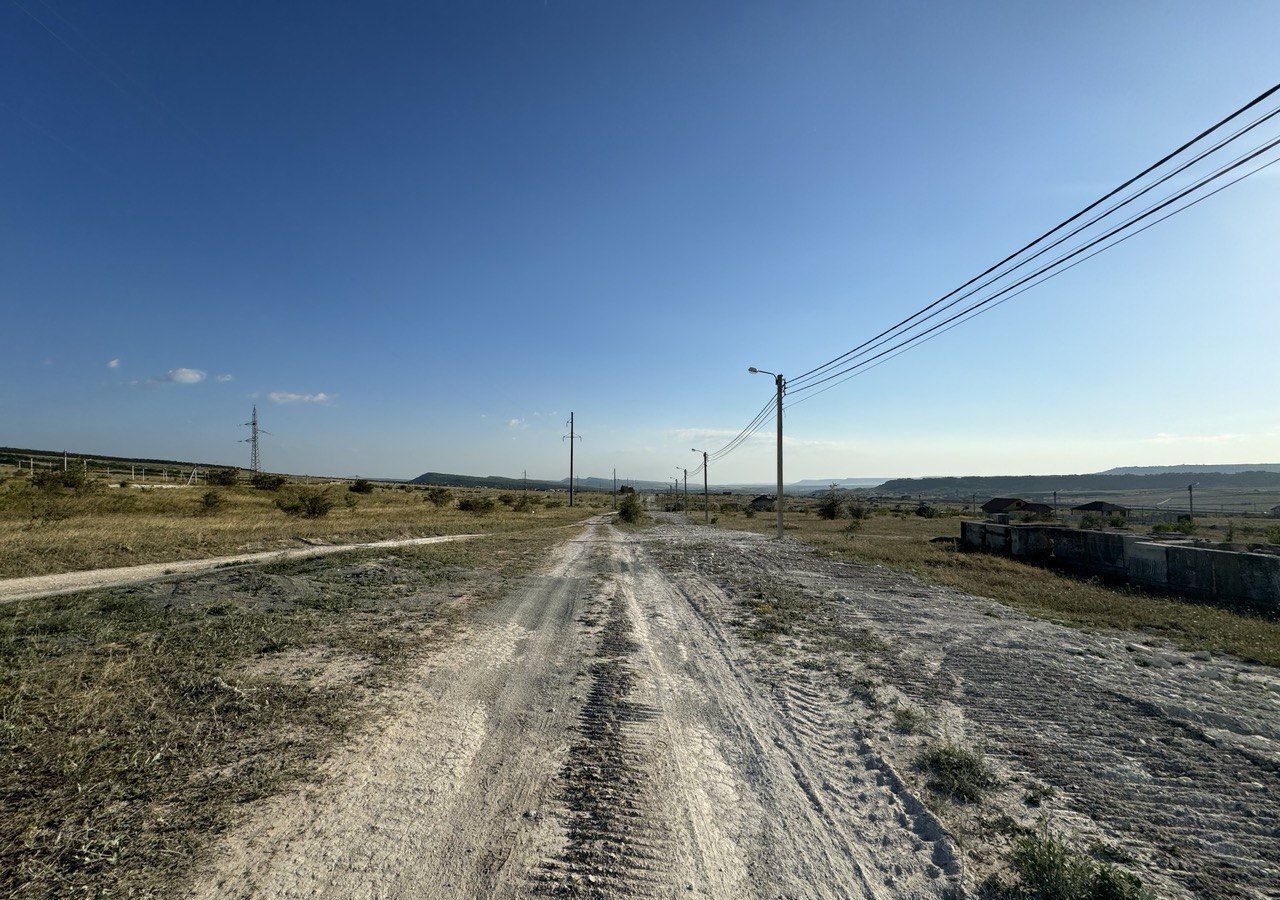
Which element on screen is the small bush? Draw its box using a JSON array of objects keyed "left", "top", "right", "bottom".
[
  {"left": 497, "top": 493, "right": 517, "bottom": 506},
  {"left": 844, "top": 519, "right": 863, "bottom": 535},
  {"left": 848, "top": 504, "right": 867, "bottom": 520},
  {"left": 205, "top": 468, "right": 239, "bottom": 486},
  {"left": 544, "top": 499, "right": 563, "bottom": 509},
  {"left": 199, "top": 490, "right": 224, "bottom": 512},
  {"left": 457, "top": 496, "right": 495, "bottom": 514},
  {"left": 348, "top": 478, "right": 374, "bottom": 494},
  {"left": 275, "top": 489, "right": 333, "bottom": 518},
  {"left": 250, "top": 472, "right": 287, "bottom": 491},
  {"left": 1078, "top": 514, "right": 1100, "bottom": 530},
  {"left": 915, "top": 503, "right": 940, "bottom": 518},
  {"left": 617, "top": 493, "right": 644, "bottom": 524},
  {"left": 818, "top": 494, "right": 843, "bottom": 520},
  {"left": 1267, "top": 526, "right": 1280, "bottom": 545},
  {"left": 983, "top": 830, "right": 1151, "bottom": 899},
  {"left": 917, "top": 740, "right": 994, "bottom": 803},
  {"left": 425, "top": 487, "right": 453, "bottom": 507},
  {"left": 743, "top": 506, "right": 756, "bottom": 518},
  {"left": 32, "top": 467, "right": 88, "bottom": 492},
  {"left": 513, "top": 494, "right": 534, "bottom": 512},
  {"left": 1107, "top": 516, "right": 1128, "bottom": 529},
  {"left": 892, "top": 705, "right": 926, "bottom": 734}
]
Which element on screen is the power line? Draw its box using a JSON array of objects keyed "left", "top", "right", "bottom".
[
  {"left": 787, "top": 130, "right": 1280, "bottom": 397},
  {"left": 788, "top": 81, "right": 1280, "bottom": 390}
]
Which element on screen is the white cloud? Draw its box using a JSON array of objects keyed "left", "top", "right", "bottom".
[
  {"left": 166, "top": 367, "right": 206, "bottom": 384},
  {"left": 1142, "top": 432, "right": 1243, "bottom": 445},
  {"left": 216, "top": 373, "right": 234, "bottom": 382},
  {"left": 268, "top": 391, "right": 332, "bottom": 404},
  {"left": 506, "top": 418, "right": 525, "bottom": 429},
  {"left": 107, "top": 358, "right": 120, "bottom": 369}
]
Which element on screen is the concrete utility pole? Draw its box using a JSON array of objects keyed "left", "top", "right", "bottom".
[
  {"left": 681, "top": 468, "right": 688, "bottom": 508},
  {"left": 1188, "top": 482, "right": 1198, "bottom": 519},
  {"left": 749, "top": 367, "right": 786, "bottom": 539},
  {"left": 692, "top": 449, "right": 709, "bottom": 524},
  {"left": 563, "top": 412, "right": 581, "bottom": 507},
  {"left": 612, "top": 468, "right": 617, "bottom": 510}
]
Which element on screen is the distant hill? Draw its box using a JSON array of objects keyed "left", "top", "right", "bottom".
[
  {"left": 878, "top": 470, "right": 1280, "bottom": 499},
  {"left": 408, "top": 472, "right": 673, "bottom": 492},
  {"left": 1098, "top": 463, "right": 1280, "bottom": 475},
  {"left": 791, "top": 477, "right": 888, "bottom": 488}
]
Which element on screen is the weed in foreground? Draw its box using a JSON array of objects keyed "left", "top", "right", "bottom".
[
  {"left": 917, "top": 739, "right": 995, "bottom": 803},
  {"left": 981, "top": 829, "right": 1151, "bottom": 899}
]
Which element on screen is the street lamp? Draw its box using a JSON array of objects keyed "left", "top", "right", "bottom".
[
  {"left": 692, "top": 448, "right": 709, "bottom": 524},
  {"left": 748, "top": 366, "right": 785, "bottom": 540}
]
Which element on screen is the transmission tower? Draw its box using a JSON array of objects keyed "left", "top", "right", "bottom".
[{"left": 240, "top": 405, "right": 270, "bottom": 472}]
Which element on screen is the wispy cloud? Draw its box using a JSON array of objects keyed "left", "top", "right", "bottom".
[
  {"left": 1142, "top": 431, "right": 1244, "bottom": 445},
  {"left": 216, "top": 373, "right": 234, "bottom": 382},
  {"left": 268, "top": 390, "right": 332, "bottom": 404},
  {"left": 166, "top": 367, "right": 206, "bottom": 384},
  {"left": 506, "top": 418, "right": 526, "bottom": 429},
  {"left": 106, "top": 358, "right": 121, "bottom": 369}
]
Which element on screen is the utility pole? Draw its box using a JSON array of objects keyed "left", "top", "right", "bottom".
[
  {"left": 682, "top": 468, "right": 688, "bottom": 508},
  {"left": 522, "top": 469, "right": 528, "bottom": 493},
  {"left": 612, "top": 467, "right": 617, "bottom": 510},
  {"left": 63, "top": 450, "right": 67, "bottom": 472},
  {"left": 749, "top": 367, "right": 786, "bottom": 540},
  {"left": 562, "top": 412, "right": 581, "bottom": 507},
  {"left": 692, "top": 449, "right": 709, "bottom": 524},
  {"left": 241, "top": 405, "right": 269, "bottom": 473},
  {"left": 1188, "top": 482, "right": 1198, "bottom": 519}
]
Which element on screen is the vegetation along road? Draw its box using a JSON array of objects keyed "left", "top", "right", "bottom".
[{"left": 4, "top": 514, "right": 1276, "bottom": 898}]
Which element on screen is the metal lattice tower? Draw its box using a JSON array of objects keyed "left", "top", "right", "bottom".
[{"left": 240, "top": 405, "right": 268, "bottom": 472}]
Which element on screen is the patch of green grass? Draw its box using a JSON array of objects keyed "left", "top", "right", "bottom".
[
  {"left": 917, "top": 740, "right": 995, "bottom": 803},
  {"left": 892, "top": 704, "right": 928, "bottom": 734},
  {"left": 982, "top": 830, "right": 1152, "bottom": 899}
]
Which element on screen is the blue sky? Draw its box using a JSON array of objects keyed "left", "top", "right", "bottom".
[{"left": 2, "top": 1, "right": 1277, "bottom": 482}]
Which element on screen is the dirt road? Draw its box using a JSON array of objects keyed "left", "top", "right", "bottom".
[
  {"left": 0, "top": 534, "right": 483, "bottom": 604},
  {"left": 191, "top": 519, "right": 1279, "bottom": 899}
]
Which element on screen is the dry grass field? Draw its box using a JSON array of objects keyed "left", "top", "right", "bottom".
[
  {"left": 0, "top": 528, "right": 566, "bottom": 896},
  {"left": 0, "top": 469, "right": 604, "bottom": 579},
  {"left": 697, "top": 504, "right": 1280, "bottom": 667}
]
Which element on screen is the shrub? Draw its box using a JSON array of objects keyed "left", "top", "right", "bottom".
[
  {"left": 250, "top": 472, "right": 287, "bottom": 491},
  {"left": 275, "top": 489, "right": 333, "bottom": 518},
  {"left": 199, "top": 490, "right": 224, "bottom": 512},
  {"left": 457, "top": 496, "right": 495, "bottom": 514},
  {"left": 848, "top": 504, "right": 867, "bottom": 520},
  {"left": 983, "top": 830, "right": 1151, "bottom": 899},
  {"left": 544, "top": 499, "right": 563, "bottom": 509},
  {"left": 513, "top": 494, "right": 535, "bottom": 512},
  {"left": 348, "top": 478, "right": 374, "bottom": 494},
  {"left": 818, "top": 493, "right": 843, "bottom": 520},
  {"left": 844, "top": 519, "right": 863, "bottom": 535},
  {"left": 1107, "top": 516, "right": 1128, "bottom": 529},
  {"left": 617, "top": 492, "right": 644, "bottom": 524},
  {"left": 915, "top": 503, "right": 940, "bottom": 518},
  {"left": 425, "top": 487, "right": 453, "bottom": 507},
  {"left": 497, "top": 493, "right": 517, "bottom": 506},
  {"left": 1267, "top": 526, "right": 1280, "bottom": 545},
  {"left": 1078, "top": 515, "right": 1101, "bottom": 530},
  {"left": 917, "top": 740, "right": 994, "bottom": 803},
  {"left": 743, "top": 506, "right": 756, "bottom": 518},
  {"left": 205, "top": 468, "right": 240, "bottom": 486},
  {"left": 618, "top": 485, "right": 636, "bottom": 494},
  {"left": 32, "top": 467, "right": 87, "bottom": 492}
]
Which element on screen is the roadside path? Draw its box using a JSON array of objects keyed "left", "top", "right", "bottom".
[{"left": 0, "top": 534, "right": 483, "bottom": 604}]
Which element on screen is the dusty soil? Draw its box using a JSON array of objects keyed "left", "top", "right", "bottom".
[
  {"left": 188, "top": 519, "right": 1279, "bottom": 899},
  {"left": 0, "top": 533, "right": 482, "bottom": 604}
]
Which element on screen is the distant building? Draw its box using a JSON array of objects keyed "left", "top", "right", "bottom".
[
  {"left": 749, "top": 494, "right": 775, "bottom": 511},
  {"left": 1072, "top": 501, "right": 1129, "bottom": 518},
  {"left": 981, "top": 497, "right": 1052, "bottom": 516},
  {"left": 1270, "top": 504, "right": 1280, "bottom": 518}
]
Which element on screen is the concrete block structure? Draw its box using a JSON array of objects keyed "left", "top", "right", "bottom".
[{"left": 960, "top": 520, "right": 1279, "bottom": 615}]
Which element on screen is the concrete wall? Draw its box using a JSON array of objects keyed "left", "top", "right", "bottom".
[{"left": 960, "top": 520, "right": 1279, "bottom": 615}]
